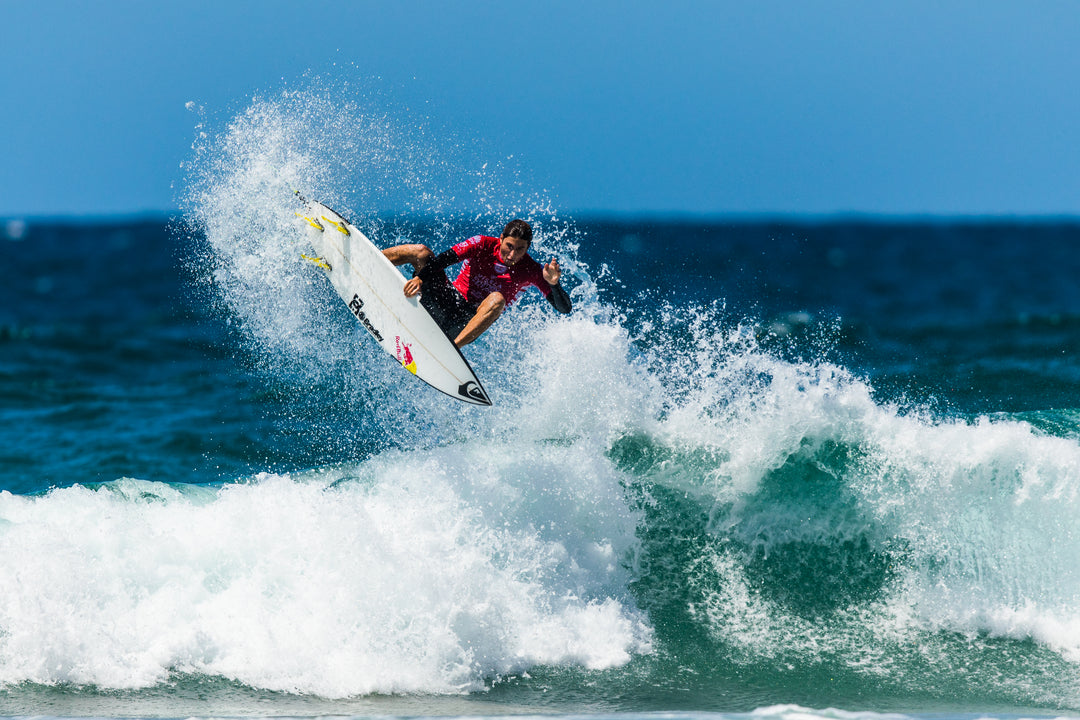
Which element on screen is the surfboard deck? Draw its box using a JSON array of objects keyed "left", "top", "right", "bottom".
[{"left": 294, "top": 194, "right": 491, "bottom": 406}]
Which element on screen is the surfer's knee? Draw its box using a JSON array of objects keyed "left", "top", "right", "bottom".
[
  {"left": 383, "top": 244, "right": 432, "bottom": 268},
  {"left": 453, "top": 293, "right": 507, "bottom": 348},
  {"left": 412, "top": 245, "right": 434, "bottom": 269},
  {"left": 479, "top": 292, "right": 506, "bottom": 316}
]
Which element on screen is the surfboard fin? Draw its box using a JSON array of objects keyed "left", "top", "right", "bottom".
[
  {"left": 301, "top": 254, "right": 332, "bottom": 271},
  {"left": 322, "top": 216, "right": 351, "bottom": 236},
  {"left": 295, "top": 212, "right": 324, "bottom": 231}
]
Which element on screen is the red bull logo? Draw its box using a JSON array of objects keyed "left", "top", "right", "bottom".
[{"left": 395, "top": 336, "right": 417, "bottom": 375}]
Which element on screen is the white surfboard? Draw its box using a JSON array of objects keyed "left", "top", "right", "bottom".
[{"left": 294, "top": 194, "right": 492, "bottom": 406}]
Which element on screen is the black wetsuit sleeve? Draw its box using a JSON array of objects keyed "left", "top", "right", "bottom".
[
  {"left": 413, "top": 248, "right": 460, "bottom": 280},
  {"left": 547, "top": 283, "right": 572, "bottom": 314},
  {"left": 430, "top": 248, "right": 460, "bottom": 271}
]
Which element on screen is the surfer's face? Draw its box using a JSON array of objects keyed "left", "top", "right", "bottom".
[{"left": 499, "top": 236, "right": 530, "bottom": 267}]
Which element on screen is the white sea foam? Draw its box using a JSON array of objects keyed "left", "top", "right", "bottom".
[{"left": 0, "top": 444, "right": 650, "bottom": 694}]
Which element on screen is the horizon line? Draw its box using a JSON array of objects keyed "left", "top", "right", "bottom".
[{"left": 5, "top": 208, "right": 1080, "bottom": 226}]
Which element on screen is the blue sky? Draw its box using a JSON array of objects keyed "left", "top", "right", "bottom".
[{"left": 3, "top": 0, "right": 1079, "bottom": 218}]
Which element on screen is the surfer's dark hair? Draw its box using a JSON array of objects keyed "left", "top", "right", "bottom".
[{"left": 501, "top": 219, "right": 533, "bottom": 246}]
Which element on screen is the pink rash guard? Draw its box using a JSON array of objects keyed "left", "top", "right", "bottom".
[{"left": 449, "top": 235, "right": 553, "bottom": 306}]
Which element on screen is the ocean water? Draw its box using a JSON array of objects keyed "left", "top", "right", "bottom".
[{"left": 3, "top": 86, "right": 1080, "bottom": 720}]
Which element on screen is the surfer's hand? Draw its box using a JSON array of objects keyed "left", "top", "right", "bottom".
[
  {"left": 404, "top": 277, "right": 422, "bottom": 298},
  {"left": 543, "top": 258, "right": 561, "bottom": 285}
]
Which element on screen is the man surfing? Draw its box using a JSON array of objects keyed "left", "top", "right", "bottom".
[{"left": 382, "top": 219, "right": 572, "bottom": 347}]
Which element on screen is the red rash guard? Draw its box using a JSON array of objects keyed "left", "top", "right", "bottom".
[{"left": 449, "top": 235, "right": 552, "bottom": 306}]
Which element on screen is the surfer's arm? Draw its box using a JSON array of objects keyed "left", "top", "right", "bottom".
[
  {"left": 428, "top": 248, "right": 461, "bottom": 272},
  {"left": 412, "top": 249, "right": 460, "bottom": 280},
  {"left": 405, "top": 249, "right": 463, "bottom": 297},
  {"left": 546, "top": 283, "right": 572, "bottom": 314},
  {"left": 542, "top": 257, "right": 571, "bottom": 314}
]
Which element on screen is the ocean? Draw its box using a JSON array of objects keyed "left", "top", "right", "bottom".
[{"left": 3, "top": 87, "right": 1080, "bottom": 720}]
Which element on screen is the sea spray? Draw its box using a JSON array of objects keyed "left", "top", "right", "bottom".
[{"left": 180, "top": 80, "right": 600, "bottom": 450}]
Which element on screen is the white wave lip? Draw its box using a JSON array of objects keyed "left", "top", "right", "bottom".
[{"left": 0, "top": 450, "right": 651, "bottom": 696}]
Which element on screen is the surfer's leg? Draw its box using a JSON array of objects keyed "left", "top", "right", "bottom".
[
  {"left": 453, "top": 292, "right": 506, "bottom": 348},
  {"left": 382, "top": 244, "right": 433, "bottom": 270}
]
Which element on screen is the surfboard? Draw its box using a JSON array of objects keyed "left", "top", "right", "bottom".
[{"left": 294, "top": 194, "right": 492, "bottom": 406}]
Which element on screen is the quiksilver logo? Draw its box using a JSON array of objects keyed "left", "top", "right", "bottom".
[{"left": 458, "top": 380, "right": 491, "bottom": 405}]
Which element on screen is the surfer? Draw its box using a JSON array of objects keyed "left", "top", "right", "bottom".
[{"left": 383, "top": 219, "right": 572, "bottom": 347}]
